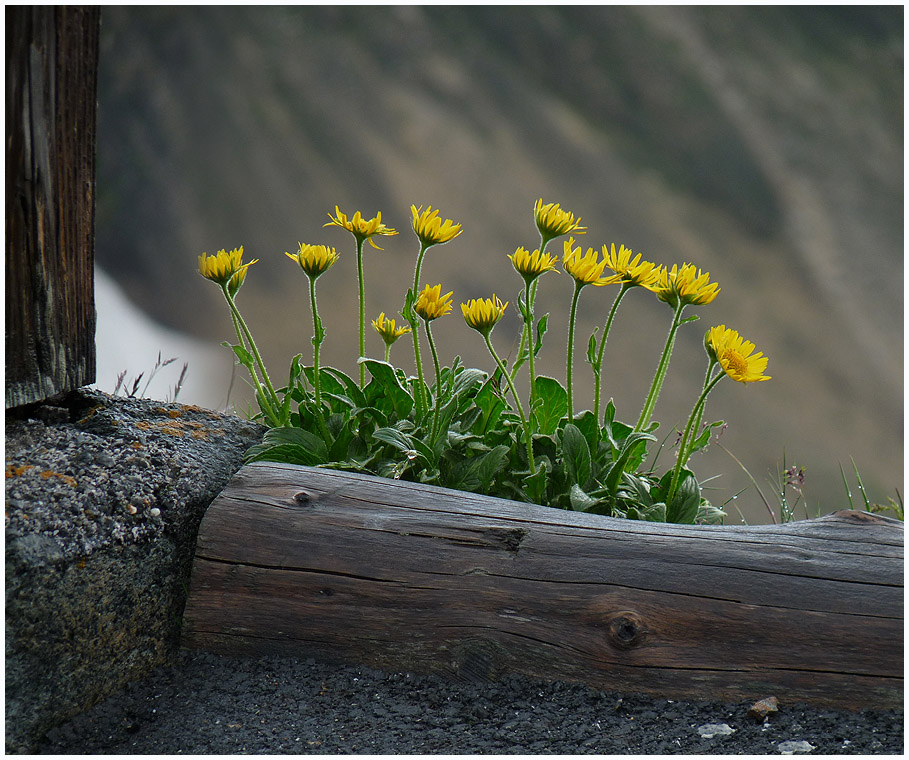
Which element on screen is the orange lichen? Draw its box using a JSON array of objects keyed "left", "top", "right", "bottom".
[
  {"left": 39, "top": 470, "right": 77, "bottom": 487},
  {"left": 5, "top": 464, "right": 35, "bottom": 478}
]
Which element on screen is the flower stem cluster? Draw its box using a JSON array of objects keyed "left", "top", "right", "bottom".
[{"left": 199, "top": 197, "right": 770, "bottom": 526}]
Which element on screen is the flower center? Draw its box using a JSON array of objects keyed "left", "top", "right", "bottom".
[{"left": 723, "top": 349, "right": 748, "bottom": 376}]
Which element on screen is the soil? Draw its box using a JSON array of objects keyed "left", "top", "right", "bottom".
[{"left": 36, "top": 650, "right": 902, "bottom": 755}]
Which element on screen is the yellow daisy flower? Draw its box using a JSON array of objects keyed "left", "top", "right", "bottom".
[
  {"left": 411, "top": 205, "right": 463, "bottom": 247},
  {"left": 324, "top": 206, "right": 397, "bottom": 249},
  {"left": 461, "top": 295, "right": 509, "bottom": 335},
  {"left": 509, "top": 246, "right": 560, "bottom": 284},
  {"left": 198, "top": 246, "right": 258, "bottom": 287},
  {"left": 706, "top": 325, "right": 771, "bottom": 383},
  {"left": 562, "top": 237, "right": 621, "bottom": 287},
  {"left": 601, "top": 243, "right": 664, "bottom": 291},
  {"left": 372, "top": 312, "right": 411, "bottom": 346},
  {"left": 285, "top": 242, "right": 339, "bottom": 279},
  {"left": 655, "top": 263, "right": 720, "bottom": 307},
  {"left": 534, "top": 198, "right": 586, "bottom": 241},
  {"left": 414, "top": 284, "right": 454, "bottom": 321}
]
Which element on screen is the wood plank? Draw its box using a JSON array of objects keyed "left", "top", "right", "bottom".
[
  {"left": 6, "top": 6, "right": 99, "bottom": 408},
  {"left": 182, "top": 462, "right": 903, "bottom": 710}
]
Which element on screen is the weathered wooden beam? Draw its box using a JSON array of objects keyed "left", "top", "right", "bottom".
[
  {"left": 182, "top": 462, "right": 903, "bottom": 710},
  {"left": 6, "top": 6, "right": 99, "bottom": 408}
]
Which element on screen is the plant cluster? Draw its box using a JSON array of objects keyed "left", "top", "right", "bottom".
[{"left": 198, "top": 199, "right": 772, "bottom": 524}]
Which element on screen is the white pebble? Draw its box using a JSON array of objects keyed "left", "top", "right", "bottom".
[
  {"left": 778, "top": 740, "right": 815, "bottom": 754},
  {"left": 150, "top": 507, "right": 161, "bottom": 517},
  {"left": 697, "top": 723, "right": 736, "bottom": 738}
]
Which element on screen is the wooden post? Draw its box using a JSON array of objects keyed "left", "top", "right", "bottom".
[
  {"left": 183, "top": 462, "right": 903, "bottom": 711},
  {"left": 6, "top": 6, "right": 100, "bottom": 408}
]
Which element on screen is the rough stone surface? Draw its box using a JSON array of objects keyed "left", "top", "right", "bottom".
[{"left": 4, "top": 389, "right": 264, "bottom": 753}]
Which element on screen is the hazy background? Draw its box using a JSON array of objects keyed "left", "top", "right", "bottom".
[{"left": 93, "top": 5, "right": 903, "bottom": 523}]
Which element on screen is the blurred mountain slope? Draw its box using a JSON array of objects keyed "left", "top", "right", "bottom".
[{"left": 95, "top": 6, "right": 902, "bottom": 521}]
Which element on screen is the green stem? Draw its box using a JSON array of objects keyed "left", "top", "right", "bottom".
[
  {"left": 355, "top": 237, "right": 366, "bottom": 387},
  {"left": 409, "top": 242, "right": 432, "bottom": 416},
  {"left": 524, "top": 279, "right": 538, "bottom": 426},
  {"left": 484, "top": 333, "right": 536, "bottom": 476},
  {"left": 593, "top": 283, "right": 632, "bottom": 423},
  {"left": 511, "top": 231, "right": 551, "bottom": 384},
  {"left": 565, "top": 280, "right": 585, "bottom": 421},
  {"left": 635, "top": 302, "right": 686, "bottom": 432},
  {"left": 425, "top": 320, "right": 443, "bottom": 441},
  {"left": 308, "top": 276, "right": 331, "bottom": 440},
  {"left": 668, "top": 368, "right": 724, "bottom": 502},
  {"left": 221, "top": 285, "right": 282, "bottom": 426},
  {"left": 383, "top": 343, "right": 391, "bottom": 364}
]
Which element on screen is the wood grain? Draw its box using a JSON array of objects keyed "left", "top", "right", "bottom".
[{"left": 182, "top": 462, "right": 903, "bottom": 709}]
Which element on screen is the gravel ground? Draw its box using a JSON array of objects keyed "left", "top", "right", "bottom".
[{"left": 37, "top": 650, "right": 902, "bottom": 755}]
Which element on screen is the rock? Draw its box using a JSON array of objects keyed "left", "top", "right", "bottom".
[
  {"left": 697, "top": 722, "right": 736, "bottom": 738},
  {"left": 747, "top": 695, "right": 780, "bottom": 721},
  {"left": 5, "top": 389, "right": 264, "bottom": 753},
  {"left": 778, "top": 739, "right": 816, "bottom": 754}
]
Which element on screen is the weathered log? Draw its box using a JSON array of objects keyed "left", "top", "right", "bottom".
[{"left": 182, "top": 462, "right": 903, "bottom": 710}]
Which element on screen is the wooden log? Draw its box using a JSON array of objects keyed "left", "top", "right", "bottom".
[
  {"left": 182, "top": 462, "right": 903, "bottom": 710},
  {"left": 6, "top": 6, "right": 99, "bottom": 408}
]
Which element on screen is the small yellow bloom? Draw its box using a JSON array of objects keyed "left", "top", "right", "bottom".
[
  {"left": 414, "top": 284, "right": 454, "bottom": 321},
  {"left": 509, "top": 246, "right": 559, "bottom": 284},
  {"left": 562, "top": 238, "right": 621, "bottom": 287},
  {"left": 534, "top": 198, "right": 586, "bottom": 240},
  {"left": 706, "top": 325, "right": 771, "bottom": 383},
  {"left": 461, "top": 295, "right": 508, "bottom": 334},
  {"left": 324, "top": 206, "right": 398, "bottom": 249},
  {"left": 655, "top": 263, "right": 720, "bottom": 307},
  {"left": 411, "top": 205, "right": 463, "bottom": 246},
  {"left": 372, "top": 312, "right": 411, "bottom": 345},
  {"left": 285, "top": 242, "right": 339, "bottom": 279},
  {"left": 602, "top": 243, "right": 664, "bottom": 291},
  {"left": 198, "top": 246, "right": 258, "bottom": 287}
]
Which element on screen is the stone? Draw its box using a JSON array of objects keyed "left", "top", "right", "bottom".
[{"left": 5, "top": 389, "right": 264, "bottom": 752}]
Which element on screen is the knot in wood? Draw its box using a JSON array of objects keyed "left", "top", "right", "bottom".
[{"left": 607, "top": 611, "right": 648, "bottom": 650}]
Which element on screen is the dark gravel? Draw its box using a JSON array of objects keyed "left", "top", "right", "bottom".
[{"left": 36, "top": 650, "right": 902, "bottom": 755}]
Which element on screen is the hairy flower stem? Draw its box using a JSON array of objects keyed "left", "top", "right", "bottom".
[
  {"left": 593, "top": 283, "right": 632, "bottom": 423},
  {"left": 512, "top": 232, "right": 552, "bottom": 383},
  {"left": 635, "top": 302, "right": 686, "bottom": 432},
  {"left": 565, "top": 280, "right": 585, "bottom": 421},
  {"left": 523, "top": 279, "right": 539, "bottom": 424},
  {"left": 669, "top": 366, "right": 723, "bottom": 502},
  {"left": 424, "top": 321, "right": 443, "bottom": 441},
  {"left": 484, "top": 333, "right": 536, "bottom": 476},
  {"left": 409, "top": 242, "right": 432, "bottom": 416},
  {"left": 221, "top": 286, "right": 282, "bottom": 426},
  {"left": 355, "top": 237, "right": 367, "bottom": 387},
  {"left": 308, "top": 277, "right": 331, "bottom": 440}
]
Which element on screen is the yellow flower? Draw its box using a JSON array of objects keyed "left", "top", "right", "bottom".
[
  {"left": 414, "top": 284, "right": 454, "bottom": 321},
  {"left": 285, "top": 242, "right": 339, "bottom": 279},
  {"left": 655, "top": 263, "right": 720, "bottom": 307},
  {"left": 706, "top": 325, "right": 771, "bottom": 383},
  {"left": 562, "top": 237, "right": 621, "bottom": 287},
  {"left": 602, "top": 243, "right": 664, "bottom": 291},
  {"left": 372, "top": 312, "right": 411, "bottom": 345},
  {"left": 509, "top": 246, "right": 559, "bottom": 284},
  {"left": 411, "top": 205, "right": 463, "bottom": 247},
  {"left": 324, "top": 206, "right": 397, "bottom": 249},
  {"left": 461, "top": 295, "right": 508, "bottom": 335},
  {"left": 198, "top": 246, "right": 258, "bottom": 287},
  {"left": 534, "top": 198, "right": 586, "bottom": 241}
]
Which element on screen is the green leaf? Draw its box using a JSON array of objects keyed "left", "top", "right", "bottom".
[
  {"left": 666, "top": 470, "right": 700, "bottom": 524},
  {"left": 244, "top": 426, "right": 329, "bottom": 465},
  {"left": 603, "top": 431, "right": 657, "bottom": 496},
  {"left": 372, "top": 426, "right": 435, "bottom": 467},
  {"left": 561, "top": 423, "right": 592, "bottom": 487},
  {"left": 533, "top": 375, "right": 568, "bottom": 435},
  {"left": 585, "top": 328, "right": 599, "bottom": 370},
  {"left": 323, "top": 366, "right": 367, "bottom": 409},
  {"left": 360, "top": 358, "right": 414, "bottom": 420},
  {"left": 569, "top": 483, "right": 598, "bottom": 511},
  {"left": 533, "top": 313, "right": 549, "bottom": 358},
  {"left": 223, "top": 342, "right": 254, "bottom": 368}
]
